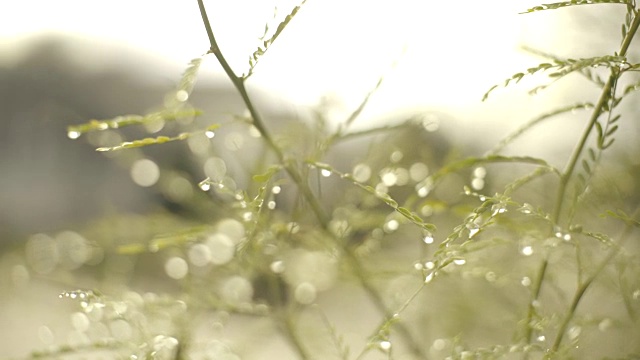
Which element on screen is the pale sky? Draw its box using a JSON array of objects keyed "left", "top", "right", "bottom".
[{"left": 1, "top": 1, "right": 555, "bottom": 132}]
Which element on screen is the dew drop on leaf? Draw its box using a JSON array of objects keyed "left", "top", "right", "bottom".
[
  {"left": 423, "top": 232, "right": 434, "bottom": 244},
  {"left": 67, "top": 130, "right": 81, "bottom": 139},
  {"left": 379, "top": 340, "right": 392, "bottom": 351},
  {"left": 467, "top": 223, "right": 480, "bottom": 238},
  {"left": 471, "top": 177, "right": 485, "bottom": 190},
  {"left": 384, "top": 219, "right": 399, "bottom": 232},
  {"left": 424, "top": 272, "right": 435, "bottom": 283}
]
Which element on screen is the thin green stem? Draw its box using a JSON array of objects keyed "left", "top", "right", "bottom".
[
  {"left": 195, "top": 2, "right": 426, "bottom": 357},
  {"left": 552, "top": 9, "right": 640, "bottom": 225},
  {"left": 550, "top": 214, "right": 635, "bottom": 353},
  {"left": 523, "top": 7, "right": 640, "bottom": 353},
  {"left": 196, "top": 0, "right": 329, "bottom": 226}
]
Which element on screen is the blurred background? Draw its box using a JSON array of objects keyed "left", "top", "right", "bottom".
[{"left": 1, "top": 0, "right": 638, "bottom": 358}]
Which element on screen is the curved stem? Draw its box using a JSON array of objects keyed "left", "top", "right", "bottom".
[
  {"left": 196, "top": 0, "right": 329, "bottom": 226},
  {"left": 196, "top": 2, "right": 426, "bottom": 357}
]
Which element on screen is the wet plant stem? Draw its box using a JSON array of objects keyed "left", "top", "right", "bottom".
[
  {"left": 196, "top": 0, "right": 329, "bottom": 227},
  {"left": 524, "top": 7, "right": 640, "bottom": 351},
  {"left": 196, "top": 2, "right": 426, "bottom": 357}
]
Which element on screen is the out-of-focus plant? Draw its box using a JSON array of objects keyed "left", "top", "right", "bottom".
[{"left": 7, "top": 1, "right": 640, "bottom": 359}]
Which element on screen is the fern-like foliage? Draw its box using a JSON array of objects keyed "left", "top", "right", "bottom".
[
  {"left": 483, "top": 55, "right": 627, "bottom": 100},
  {"left": 521, "top": 0, "right": 629, "bottom": 14},
  {"left": 244, "top": 0, "right": 307, "bottom": 78}
]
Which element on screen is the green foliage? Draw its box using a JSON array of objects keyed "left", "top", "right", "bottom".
[{"left": 7, "top": 1, "right": 640, "bottom": 360}]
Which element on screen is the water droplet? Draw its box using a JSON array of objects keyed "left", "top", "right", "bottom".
[
  {"left": 467, "top": 223, "right": 480, "bottom": 238},
  {"left": 165, "top": 257, "right": 188, "bottom": 280},
  {"left": 205, "top": 130, "right": 216, "bottom": 139},
  {"left": 409, "top": 162, "right": 429, "bottom": 181},
  {"left": 271, "top": 185, "right": 281, "bottom": 194},
  {"left": 294, "top": 282, "right": 317, "bottom": 304},
  {"left": 267, "top": 200, "right": 276, "bottom": 209},
  {"left": 144, "top": 117, "right": 165, "bottom": 133},
  {"left": 175, "top": 90, "right": 189, "bottom": 102},
  {"left": 153, "top": 335, "right": 180, "bottom": 359},
  {"left": 415, "top": 178, "right": 433, "bottom": 197},
  {"left": 199, "top": 179, "right": 211, "bottom": 191},
  {"left": 130, "top": 159, "right": 160, "bottom": 187},
  {"left": 242, "top": 212, "right": 253, "bottom": 222},
  {"left": 473, "top": 167, "right": 487, "bottom": 178},
  {"left": 414, "top": 262, "right": 423, "bottom": 270},
  {"left": 216, "top": 218, "right": 246, "bottom": 244},
  {"left": 206, "top": 234, "right": 235, "bottom": 265},
  {"left": 431, "top": 338, "right": 447, "bottom": 351},
  {"left": 519, "top": 203, "right": 534, "bottom": 214},
  {"left": 567, "top": 326, "right": 581, "bottom": 340},
  {"left": 321, "top": 169, "right": 332, "bottom": 177},
  {"left": 380, "top": 170, "right": 398, "bottom": 187},
  {"left": 471, "top": 177, "right": 485, "bottom": 190},
  {"left": 491, "top": 203, "right": 507, "bottom": 216},
  {"left": 109, "top": 318, "right": 132, "bottom": 341},
  {"left": 521, "top": 276, "right": 531, "bottom": 287},
  {"left": 384, "top": 219, "right": 399, "bottom": 232},
  {"left": 424, "top": 271, "right": 436, "bottom": 283},
  {"left": 379, "top": 340, "right": 392, "bottom": 351},
  {"left": 423, "top": 232, "right": 434, "bottom": 244},
  {"left": 188, "top": 243, "right": 212, "bottom": 267},
  {"left": 390, "top": 150, "right": 403, "bottom": 163},
  {"left": 563, "top": 233, "right": 572, "bottom": 241},
  {"left": 221, "top": 276, "right": 253, "bottom": 303},
  {"left": 633, "top": 289, "right": 640, "bottom": 299},
  {"left": 270, "top": 260, "right": 285, "bottom": 273},
  {"left": 420, "top": 204, "right": 434, "bottom": 217},
  {"left": 537, "top": 335, "right": 546, "bottom": 342},
  {"left": 71, "top": 312, "right": 90, "bottom": 332},
  {"left": 425, "top": 261, "right": 435, "bottom": 270},
  {"left": 598, "top": 318, "right": 612, "bottom": 331},
  {"left": 454, "top": 259, "right": 466, "bottom": 266},
  {"left": 521, "top": 245, "right": 533, "bottom": 256},
  {"left": 204, "top": 157, "right": 227, "bottom": 182},
  {"left": 67, "top": 130, "right": 81, "bottom": 139}
]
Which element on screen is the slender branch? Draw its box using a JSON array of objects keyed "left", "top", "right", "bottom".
[
  {"left": 195, "top": 2, "right": 426, "bottom": 357},
  {"left": 196, "top": 0, "right": 329, "bottom": 226},
  {"left": 553, "top": 10, "right": 640, "bottom": 225},
  {"left": 550, "top": 211, "right": 636, "bottom": 353},
  {"left": 523, "top": 7, "right": 640, "bottom": 351}
]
